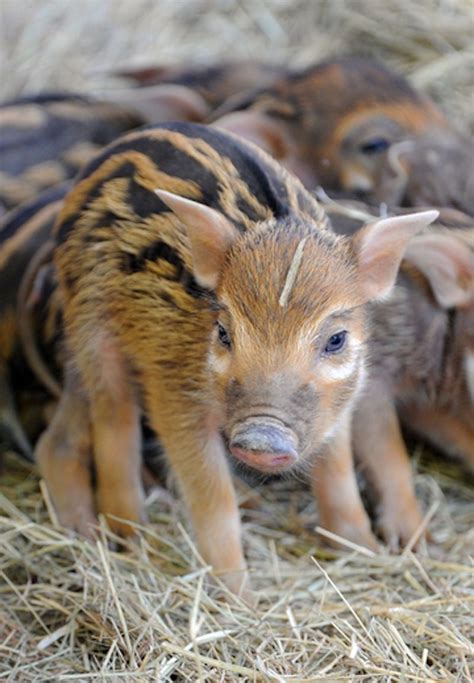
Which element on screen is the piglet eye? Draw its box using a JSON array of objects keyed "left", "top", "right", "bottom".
[
  {"left": 325, "top": 331, "right": 347, "bottom": 354},
  {"left": 359, "top": 137, "right": 390, "bottom": 155},
  {"left": 217, "top": 322, "right": 231, "bottom": 349}
]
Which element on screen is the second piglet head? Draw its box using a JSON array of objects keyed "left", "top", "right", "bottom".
[
  {"left": 213, "top": 58, "right": 446, "bottom": 198},
  {"left": 157, "top": 189, "right": 437, "bottom": 474}
]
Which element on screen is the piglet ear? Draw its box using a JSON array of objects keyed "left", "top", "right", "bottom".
[
  {"left": 352, "top": 210, "right": 439, "bottom": 302},
  {"left": 213, "top": 110, "right": 291, "bottom": 159},
  {"left": 213, "top": 110, "right": 317, "bottom": 187},
  {"left": 155, "top": 190, "right": 239, "bottom": 289},
  {"left": 404, "top": 232, "right": 474, "bottom": 308},
  {"left": 106, "top": 84, "right": 210, "bottom": 123}
]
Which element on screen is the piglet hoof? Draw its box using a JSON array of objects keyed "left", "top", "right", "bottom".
[
  {"left": 96, "top": 486, "right": 147, "bottom": 539},
  {"left": 376, "top": 500, "right": 428, "bottom": 553},
  {"left": 319, "top": 517, "right": 380, "bottom": 554},
  {"left": 57, "top": 503, "right": 98, "bottom": 541},
  {"left": 38, "top": 475, "right": 97, "bottom": 541},
  {"left": 218, "top": 569, "right": 257, "bottom": 606},
  {"left": 103, "top": 516, "right": 144, "bottom": 540}
]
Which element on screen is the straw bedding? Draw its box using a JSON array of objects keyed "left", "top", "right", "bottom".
[
  {"left": 0, "top": 1, "right": 473, "bottom": 680},
  {"left": 1, "top": 451, "right": 473, "bottom": 681}
]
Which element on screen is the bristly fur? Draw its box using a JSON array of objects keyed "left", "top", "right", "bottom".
[{"left": 37, "top": 122, "right": 435, "bottom": 593}]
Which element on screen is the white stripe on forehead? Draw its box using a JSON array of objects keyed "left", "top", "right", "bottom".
[{"left": 279, "top": 236, "right": 309, "bottom": 308}]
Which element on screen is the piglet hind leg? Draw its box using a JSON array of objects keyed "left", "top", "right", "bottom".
[
  {"left": 148, "top": 400, "right": 250, "bottom": 600},
  {"left": 352, "top": 379, "right": 425, "bottom": 551},
  {"left": 86, "top": 350, "right": 145, "bottom": 540},
  {"left": 311, "top": 411, "right": 379, "bottom": 552},
  {"left": 35, "top": 368, "right": 96, "bottom": 538}
]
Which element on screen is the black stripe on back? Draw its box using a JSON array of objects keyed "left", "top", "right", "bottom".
[
  {"left": 158, "top": 122, "right": 291, "bottom": 220},
  {"left": 55, "top": 161, "right": 137, "bottom": 243},
  {"left": 121, "top": 238, "right": 208, "bottom": 300},
  {"left": 77, "top": 122, "right": 290, "bottom": 219},
  {"left": 57, "top": 122, "right": 293, "bottom": 245},
  {"left": 81, "top": 137, "right": 221, "bottom": 205},
  {"left": 55, "top": 211, "right": 82, "bottom": 245}
]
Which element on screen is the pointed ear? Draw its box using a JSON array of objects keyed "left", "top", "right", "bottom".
[
  {"left": 404, "top": 232, "right": 474, "bottom": 308},
  {"left": 105, "top": 84, "right": 210, "bottom": 123},
  {"left": 213, "top": 110, "right": 317, "bottom": 187},
  {"left": 213, "top": 110, "right": 293, "bottom": 161},
  {"left": 155, "top": 190, "right": 239, "bottom": 289},
  {"left": 352, "top": 210, "right": 439, "bottom": 302}
]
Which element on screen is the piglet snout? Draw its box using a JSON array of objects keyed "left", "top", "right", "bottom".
[{"left": 230, "top": 419, "right": 298, "bottom": 472}]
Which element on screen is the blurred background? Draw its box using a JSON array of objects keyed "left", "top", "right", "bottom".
[{"left": 1, "top": 0, "right": 473, "bottom": 131}]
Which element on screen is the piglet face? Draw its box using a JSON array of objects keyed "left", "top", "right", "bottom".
[
  {"left": 211, "top": 223, "right": 366, "bottom": 473},
  {"left": 327, "top": 108, "right": 443, "bottom": 199},
  {"left": 212, "top": 211, "right": 438, "bottom": 474},
  {"left": 156, "top": 189, "right": 437, "bottom": 475}
]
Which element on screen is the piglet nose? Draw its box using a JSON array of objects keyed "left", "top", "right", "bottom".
[
  {"left": 231, "top": 424, "right": 295, "bottom": 455},
  {"left": 229, "top": 422, "right": 298, "bottom": 471}
]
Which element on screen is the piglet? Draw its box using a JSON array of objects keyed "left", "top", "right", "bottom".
[
  {"left": 351, "top": 225, "right": 473, "bottom": 547},
  {"left": 35, "top": 122, "right": 437, "bottom": 594}
]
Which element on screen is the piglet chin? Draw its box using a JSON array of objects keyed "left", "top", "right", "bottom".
[{"left": 230, "top": 447, "right": 297, "bottom": 473}]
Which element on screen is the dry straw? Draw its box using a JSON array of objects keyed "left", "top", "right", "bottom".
[
  {"left": 0, "top": 0, "right": 473, "bottom": 131},
  {"left": 1, "top": 0, "right": 473, "bottom": 680},
  {"left": 1, "top": 451, "right": 473, "bottom": 681}
]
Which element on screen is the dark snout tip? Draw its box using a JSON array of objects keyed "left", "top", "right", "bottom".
[
  {"left": 230, "top": 422, "right": 298, "bottom": 472},
  {"left": 231, "top": 424, "right": 296, "bottom": 455}
]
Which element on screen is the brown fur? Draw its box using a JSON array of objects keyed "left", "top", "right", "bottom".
[
  {"left": 330, "top": 217, "right": 474, "bottom": 546},
  {"left": 372, "top": 128, "right": 474, "bottom": 215},
  {"left": 30, "top": 123, "right": 435, "bottom": 595},
  {"left": 213, "top": 57, "right": 458, "bottom": 205},
  {"left": 0, "top": 186, "right": 68, "bottom": 367},
  {"left": 0, "top": 185, "right": 69, "bottom": 459}
]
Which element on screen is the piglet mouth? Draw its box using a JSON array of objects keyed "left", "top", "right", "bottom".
[
  {"left": 230, "top": 447, "right": 297, "bottom": 472},
  {"left": 229, "top": 418, "right": 298, "bottom": 473}
]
